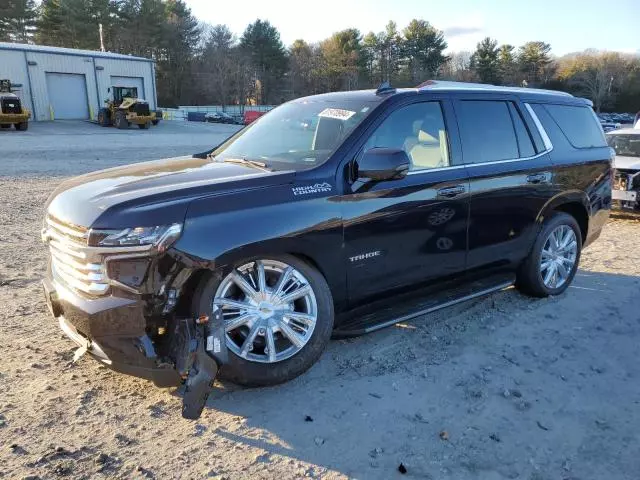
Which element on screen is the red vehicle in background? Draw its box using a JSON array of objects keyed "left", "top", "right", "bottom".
[{"left": 244, "top": 110, "right": 266, "bottom": 125}]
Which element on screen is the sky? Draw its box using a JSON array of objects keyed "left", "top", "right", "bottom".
[{"left": 186, "top": 0, "right": 639, "bottom": 56}]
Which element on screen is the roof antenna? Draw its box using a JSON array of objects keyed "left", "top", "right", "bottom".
[{"left": 376, "top": 81, "right": 395, "bottom": 95}]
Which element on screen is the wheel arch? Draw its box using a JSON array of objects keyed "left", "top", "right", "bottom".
[
  {"left": 537, "top": 190, "right": 590, "bottom": 244},
  {"left": 173, "top": 244, "right": 347, "bottom": 315}
]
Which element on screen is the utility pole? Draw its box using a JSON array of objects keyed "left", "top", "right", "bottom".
[{"left": 99, "top": 23, "right": 105, "bottom": 52}]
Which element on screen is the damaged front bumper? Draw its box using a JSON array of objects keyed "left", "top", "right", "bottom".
[
  {"left": 43, "top": 276, "right": 228, "bottom": 418},
  {"left": 43, "top": 277, "right": 182, "bottom": 387},
  {"left": 613, "top": 170, "right": 640, "bottom": 210}
]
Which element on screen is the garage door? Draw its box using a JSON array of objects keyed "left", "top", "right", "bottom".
[
  {"left": 111, "top": 76, "right": 145, "bottom": 100},
  {"left": 45, "top": 73, "right": 89, "bottom": 120}
]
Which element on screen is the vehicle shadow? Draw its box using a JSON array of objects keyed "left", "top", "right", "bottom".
[{"left": 191, "top": 269, "right": 640, "bottom": 479}]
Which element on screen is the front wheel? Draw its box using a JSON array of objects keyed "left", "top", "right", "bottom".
[
  {"left": 516, "top": 212, "right": 582, "bottom": 297},
  {"left": 193, "top": 255, "right": 334, "bottom": 387},
  {"left": 15, "top": 122, "right": 28, "bottom": 131},
  {"left": 114, "top": 111, "right": 128, "bottom": 129}
]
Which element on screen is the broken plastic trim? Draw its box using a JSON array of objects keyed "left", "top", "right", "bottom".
[{"left": 172, "top": 306, "right": 228, "bottom": 419}]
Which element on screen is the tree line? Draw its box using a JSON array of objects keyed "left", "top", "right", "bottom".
[{"left": 1, "top": 0, "right": 639, "bottom": 112}]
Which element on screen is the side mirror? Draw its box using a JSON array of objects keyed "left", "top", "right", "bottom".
[{"left": 357, "top": 148, "right": 410, "bottom": 181}]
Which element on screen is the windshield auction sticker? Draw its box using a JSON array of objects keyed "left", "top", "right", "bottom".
[{"left": 318, "top": 108, "right": 356, "bottom": 121}]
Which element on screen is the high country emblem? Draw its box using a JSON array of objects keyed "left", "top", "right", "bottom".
[{"left": 292, "top": 183, "right": 332, "bottom": 196}]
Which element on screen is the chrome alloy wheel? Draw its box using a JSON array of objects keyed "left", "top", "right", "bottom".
[
  {"left": 214, "top": 260, "right": 318, "bottom": 364},
  {"left": 540, "top": 225, "right": 578, "bottom": 289}
]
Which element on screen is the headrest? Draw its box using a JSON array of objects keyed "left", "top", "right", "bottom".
[
  {"left": 418, "top": 129, "right": 438, "bottom": 143},
  {"left": 412, "top": 120, "right": 422, "bottom": 135}
]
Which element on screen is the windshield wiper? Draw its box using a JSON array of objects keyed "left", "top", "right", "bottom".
[{"left": 220, "top": 158, "right": 270, "bottom": 171}]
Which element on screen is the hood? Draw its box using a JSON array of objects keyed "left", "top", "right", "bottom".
[
  {"left": 47, "top": 156, "right": 294, "bottom": 229},
  {"left": 614, "top": 155, "right": 640, "bottom": 171}
]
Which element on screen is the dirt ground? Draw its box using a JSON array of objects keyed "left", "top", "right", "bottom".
[{"left": 0, "top": 176, "right": 639, "bottom": 480}]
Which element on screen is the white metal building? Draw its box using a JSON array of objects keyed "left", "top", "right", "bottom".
[{"left": 0, "top": 42, "right": 157, "bottom": 122}]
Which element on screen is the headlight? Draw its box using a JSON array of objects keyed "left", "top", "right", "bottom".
[{"left": 90, "top": 223, "right": 182, "bottom": 251}]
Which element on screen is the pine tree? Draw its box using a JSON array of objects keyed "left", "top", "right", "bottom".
[
  {"left": 402, "top": 19, "right": 448, "bottom": 84},
  {"left": 160, "top": 0, "right": 201, "bottom": 104},
  {"left": 240, "top": 19, "right": 287, "bottom": 104},
  {"left": 471, "top": 37, "right": 500, "bottom": 84},
  {"left": 518, "top": 41, "right": 553, "bottom": 86},
  {"left": 498, "top": 44, "right": 517, "bottom": 85},
  {"left": 37, "top": 0, "right": 66, "bottom": 46},
  {"left": 1, "top": 0, "right": 38, "bottom": 43}
]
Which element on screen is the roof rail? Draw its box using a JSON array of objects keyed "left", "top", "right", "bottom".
[
  {"left": 376, "top": 81, "right": 396, "bottom": 95},
  {"left": 416, "top": 80, "right": 573, "bottom": 97}
]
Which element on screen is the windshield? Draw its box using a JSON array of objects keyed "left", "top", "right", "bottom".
[
  {"left": 608, "top": 133, "right": 640, "bottom": 158},
  {"left": 115, "top": 87, "right": 137, "bottom": 101},
  {"left": 211, "top": 98, "right": 380, "bottom": 170}
]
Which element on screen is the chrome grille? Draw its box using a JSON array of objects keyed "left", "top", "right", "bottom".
[{"left": 44, "top": 215, "right": 109, "bottom": 296}]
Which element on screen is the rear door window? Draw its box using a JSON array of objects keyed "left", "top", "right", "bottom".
[
  {"left": 543, "top": 104, "right": 607, "bottom": 148},
  {"left": 508, "top": 103, "right": 536, "bottom": 157},
  {"left": 456, "top": 100, "right": 519, "bottom": 163}
]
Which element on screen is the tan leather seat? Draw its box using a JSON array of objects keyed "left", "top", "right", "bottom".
[
  {"left": 403, "top": 119, "right": 423, "bottom": 152},
  {"left": 409, "top": 130, "right": 443, "bottom": 169}
]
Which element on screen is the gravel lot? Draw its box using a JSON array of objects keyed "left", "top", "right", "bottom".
[
  {"left": 0, "top": 120, "right": 241, "bottom": 176},
  {"left": 1, "top": 124, "right": 639, "bottom": 479}
]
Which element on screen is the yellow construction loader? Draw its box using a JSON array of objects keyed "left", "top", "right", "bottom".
[
  {"left": 97, "top": 86, "right": 162, "bottom": 129},
  {"left": 0, "top": 79, "right": 30, "bottom": 131}
]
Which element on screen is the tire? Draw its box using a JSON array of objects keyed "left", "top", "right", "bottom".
[
  {"left": 193, "top": 254, "right": 334, "bottom": 387},
  {"left": 98, "top": 109, "right": 110, "bottom": 127},
  {"left": 0, "top": 124, "right": 10, "bottom": 129},
  {"left": 138, "top": 121, "right": 150, "bottom": 129},
  {"left": 516, "top": 212, "right": 582, "bottom": 297},
  {"left": 114, "top": 111, "right": 128, "bottom": 129},
  {"left": 152, "top": 119, "right": 159, "bottom": 126},
  {"left": 15, "top": 122, "right": 28, "bottom": 131}
]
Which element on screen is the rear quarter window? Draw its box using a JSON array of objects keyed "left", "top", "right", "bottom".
[{"left": 543, "top": 104, "right": 607, "bottom": 149}]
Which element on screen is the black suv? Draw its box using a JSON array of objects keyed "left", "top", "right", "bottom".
[{"left": 42, "top": 81, "right": 612, "bottom": 417}]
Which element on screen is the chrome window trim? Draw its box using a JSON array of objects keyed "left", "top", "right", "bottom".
[
  {"left": 406, "top": 150, "right": 550, "bottom": 176},
  {"left": 407, "top": 164, "right": 465, "bottom": 175},
  {"left": 525, "top": 103, "right": 554, "bottom": 151},
  {"left": 465, "top": 150, "right": 549, "bottom": 167}
]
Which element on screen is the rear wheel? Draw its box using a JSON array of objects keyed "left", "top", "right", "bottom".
[
  {"left": 193, "top": 255, "right": 334, "bottom": 387},
  {"left": 152, "top": 119, "right": 160, "bottom": 126},
  {"left": 0, "top": 124, "right": 10, "bottom": 129},
  {"left": 516, "top": 212, "right": 582, "bottom": 297},
  {"left": 98, "top": 109, "right": 110, "bottom": 127},
  {"left": 138, "top": 121, "right": 150, "bottom": 129},
  {"left": 14, "top": 122, "right": 28, "bottom": 131},
  {"left": 114, "top": 111, "right": 128, "bottom": 129}
]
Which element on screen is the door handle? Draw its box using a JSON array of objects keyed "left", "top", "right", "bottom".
[
  {"left": 526, "top": 173, "right": 548, "bottom": 184},
  {"left": 437, "top": 185, "right": 467, "bottom": 198}
]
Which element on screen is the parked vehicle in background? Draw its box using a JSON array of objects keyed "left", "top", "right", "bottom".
[
  {"left": 41, "top": 81, "right": 612, "bottom": 418},
  {"left": 608, "top": 124, "right": 640, "bottom": 211},
  {"left": 98, "top": 86, "right": 161, "bottom": 129},
  {"left": 620, "top": 113, "right": 635, "bottom": 124},
  {"left": 244, "top": 110, "right": 266, "bottom": 125},
  {"left": 205, "top": 111, "right": 237, "bottom": 124},
  {"left": 600, "top": 120, "right": 622, "bottom": 133},
  {"left": 0, "top": 79, "right": 30, "bottom": 131}
]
